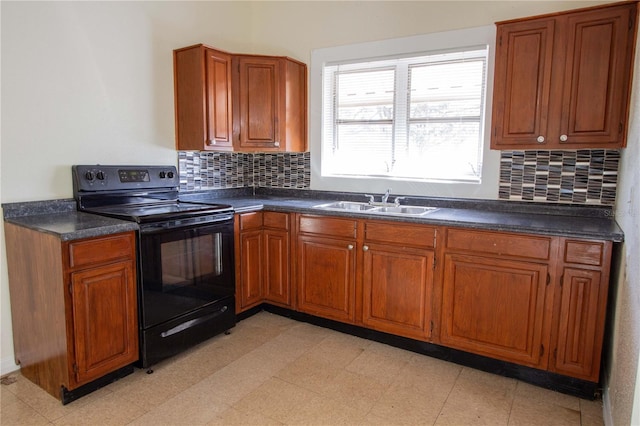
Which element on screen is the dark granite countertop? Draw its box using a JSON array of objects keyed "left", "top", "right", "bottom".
[
  {"left": 2, "top": 199, "right": 138, "bottom": 241},
  {"left": 181, "top": 188, "right": 624, "bottom": 242}
]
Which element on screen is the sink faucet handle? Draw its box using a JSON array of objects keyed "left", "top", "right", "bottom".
[
  {"left": 393, "top": 196, "right": 406, "bottom": 206},
  {"left": 364, "top": 194, "right": 375, "bottom": 204}
]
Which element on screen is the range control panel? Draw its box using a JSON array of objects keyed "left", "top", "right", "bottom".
[{"left": 72, "top": 165, "right": 179, "bottom": 192}]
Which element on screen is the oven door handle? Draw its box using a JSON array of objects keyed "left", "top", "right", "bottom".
[{"left": 160, "top": 305, "right": 229, "bottom": 338}]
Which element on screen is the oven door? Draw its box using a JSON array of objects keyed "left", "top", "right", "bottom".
[{"left": 137, "top": 215, "right": 235, "bottom": 329}]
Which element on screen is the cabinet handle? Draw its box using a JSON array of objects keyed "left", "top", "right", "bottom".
[
  {"left": 536, "top": 136, "right": 545, "bottom": 143},
  {"left": 347, "top": 244, "right": 354, "bottom": 250},
  {"left": 560, "top": 134, "right": 568, "bottom": 142},
  {"left": 274, "top": 141, "right": 280, "bottom": 147},
  {"left": 363, "top": 245, "right": 369, "bottom": 252}
]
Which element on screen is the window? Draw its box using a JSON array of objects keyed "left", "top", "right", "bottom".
[{"left": 322, "top": 47, "right": 488, "bottom": 183}]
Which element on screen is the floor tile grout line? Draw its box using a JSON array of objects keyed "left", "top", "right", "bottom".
[{"left": 431, "top": 364, "right": 464, "bottom": 425}]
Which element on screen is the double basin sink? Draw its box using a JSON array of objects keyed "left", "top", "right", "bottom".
[{"left": 313, "top": 201, "right": 438, "bottom": 217}]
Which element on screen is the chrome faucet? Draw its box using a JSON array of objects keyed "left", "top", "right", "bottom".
[{"left": 382, "top": 188, "right": 391, "bottom": 204}]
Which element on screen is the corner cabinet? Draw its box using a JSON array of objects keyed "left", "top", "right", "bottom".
[
  {"left": 491, "top": 1, "right": 638, "bottom": 149},
  {"left": 174, "top": 44, "right": 307, "bottom": 153},
  {"left": 233, "top": 55, "right": 307, "bottom": 152},
  {"left": 4, "top": 225, "right": 138, "bottom": 403}
]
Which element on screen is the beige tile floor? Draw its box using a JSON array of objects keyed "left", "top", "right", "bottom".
[{"left": 0, "top": 311, "right": 604, "bottom": 425}]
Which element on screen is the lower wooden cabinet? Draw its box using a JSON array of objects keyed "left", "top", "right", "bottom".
[
  {"left": 235, "top": 211, "right": 291, "bottom": 312},
  {"left": 362, "top": 221, "right": 435, "bottom": 340},
  {"left": 296, "top": 215, "right": 358, "bottom": 323},
  {"left": 440, "top": 253, "right": 551, "bottom": 368},
  {"left": 4, "top": 225, "right": 138, "bottom": 401},
  {"left": 549, "top": 238, "right": 612, "bottom": 382}
]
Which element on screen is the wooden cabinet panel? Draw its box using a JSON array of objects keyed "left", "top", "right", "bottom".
[
  {"left": 564, "top": 240, "right": 604, "bottom": 266},
  {"left": 174, "top": 45, "right": 233, "bottom": 151},
  {"left": 492, "top": 19, "right": 555, "bottom": 147},
  {"left": 68, "top": 233, "right": 134, "bottom": 269},
  {"left": 446, "top": 228, "right": 551, "bottom": 260},
  {"left": 235, "top": 56, "right": 282, "bottom": 150},
  {"left": 239, "top": 211, "right": 263, "bottom": 231},
  {"left": 491, "top": 2, "right": 637, "bottom": 149},
  {"left": 237, "top": 229, "right": 264, "bottom": 310},
  {"left": 264, "top": 229, "right": 291, "bottom": 306},
  {"left": 298, "top": 215, "right": 357, "bottom": 238},
  {"left": 550, "top": 267, "right": 604, "bottom": 381},
  {"left": 362, "top": 243, "right": 433, "bottom": 340},
  {"left": 71, "top": 261, "right": 137, "bottom": 386},
  {"left": 365, "top": 221, "right": 436, "bottom": 248},
  {"left": 441, "top": 253, "right": 550, "bottom": 368},
  {"left": 559, "top": 5, "right": 635, "bottom": 147},
  {"left": 297, "top": 235, "right": 356, "bottom": 323}
]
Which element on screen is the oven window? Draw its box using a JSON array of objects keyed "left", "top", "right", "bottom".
[{"left": 161, "top": 233, "right": 222, "bottom": 285}]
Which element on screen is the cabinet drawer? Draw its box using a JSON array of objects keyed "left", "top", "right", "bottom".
[
  {"left": 298, "top": 215, "right": 357, "bottom": 239},
  {"left": 239, "top": 212, "right": 263, "bottom": 231},
  {"left": 446, "top": 229, "right": 551, "bottom": 260},
  {"left": 365, "top": 221, "right": 435, "bottom": 248},
  {"left": 263, "top": 211, "right": 289, "bottom": 230},
  {"left": 68, "top": 233, "right": 134, "bottom": 269},
  {"left": 564, "top": 240, "right": 604, "bottom": 266}
]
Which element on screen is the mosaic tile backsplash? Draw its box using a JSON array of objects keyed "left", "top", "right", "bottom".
[
  {"left": 178, "top": 151, "right": 310, "bottom": 191},
  {"left": 180, "top": 149, "right": 618, "bottom": 206},
  {"left": 499, "top": 150, "right": 619, "bottom": 205}
]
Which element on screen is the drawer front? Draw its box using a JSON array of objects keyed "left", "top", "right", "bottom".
[
  {"left": 365, "top": 221, "right": 435, "bottom": 248},
  {"left": 68, "top": 233, "right": 134, "bottom": 269},
  {"left": 564, "top": 240, "right": 604, "bottom": 266},
  {"left": 263, "top": 211, "right": 289, "bottom": 230},
  {"left": 298, "top": 215, "right": 357, "bottom": 239},
  {"left": 239, "top": 211, "right": 263, "bottom": 231},
  {"left": 446, "top": 228, "right": 551, "bottom": 260}
]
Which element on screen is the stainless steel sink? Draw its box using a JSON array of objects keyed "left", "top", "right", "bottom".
[
  {"left": 313, "top": 201, "right": 438, "bottom": 216},
  {"left": 313, "top": 201, "right": 378, "bottom": 211},
  {"left": 372, "top": 206, "right": 439, "bottom": 216}
]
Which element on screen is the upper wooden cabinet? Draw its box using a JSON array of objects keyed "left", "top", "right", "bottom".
[
  {"left": 491, "top": 1, "right": 638, "bottom": 149},
  {"left": 234, "top": 55, "right": 307, "bottom": 152},
  {"left": 174, "top": 44, "right": 307, "bottom": 152},
  {"left": 174, "top": 45, "right": 233, "bottom": 151}
]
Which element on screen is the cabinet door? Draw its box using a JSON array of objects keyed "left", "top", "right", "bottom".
[
  {"left": 297, "top": 235, "right": 356, "bottom": 323},
  {"left": 205, "top": 49, "right": 233, "bottom": 149},
  {"left": 263, "top": 228, "right": 291, "bottom": 306},
  {"left": 70, "top": 261, "right": 138, "bottom": 386},
  {"left": 491, "top": 19, "right": 555, "bottom": 148},
  {"left": 440, "top": 253, "right": 550, "bottom": 368},
  {"left": 362, "top": 243, "right": 434, "bottom": 340},
  {"left": 557, "top": 5, "right": 635, "bottom": 147},
  {"left": 551, "top": 267, "right": 605, "bottom": 381},
  {"left": 238, "top": 229, "right": 264, "bottom": 310},
  {"left": 235, "top": 56, "right": 283, "bottom": 150}
]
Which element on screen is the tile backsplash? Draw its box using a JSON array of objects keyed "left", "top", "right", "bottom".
[
  {"left": 498, "top": 150, "right": 619, "bottom": 205},
  {"left": 178, "top": 151, "right": 310, "bottom": 191},
  {"left": 179, "top": 149, "right": 619, "bottom": 206}
]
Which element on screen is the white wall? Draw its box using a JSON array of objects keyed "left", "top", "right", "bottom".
[{"left": 3, "top": 2, "right": 632, "bottom": 421}]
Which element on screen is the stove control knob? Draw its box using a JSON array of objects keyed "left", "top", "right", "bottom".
[
  {"left": 159, "top": 171, "right": 166, "bottom": 178},
  {"left": 96, "top": 171, "right": 105, "bottom": 180},
  {"left": 85, "top": 171, "right": 95, "bottom": 181},
  {"left": 167, "top": 171, "right": 175, "bottom": 179}
]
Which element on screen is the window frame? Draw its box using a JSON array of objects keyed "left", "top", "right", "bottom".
[{"left": 310, "top": 25, "right": 500, "bottom": 199}]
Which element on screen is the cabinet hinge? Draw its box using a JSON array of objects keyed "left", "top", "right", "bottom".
[
  {"left": 560, "top": 274, "right": 564, "bottom": 287},
  {"left": 546, "top": 273, "right": 551, "bottom": 286},
  {"left": 68, "top": 282, "right": 73, "bottom": 295},
  {"left": 540, "top": 344, "right": 545, "bottom": 357},
  {"left": 72, "top": 363, "right": 78, "bottom": 375},
  {"left": 430, "top": 321, "right": 434, "bottom": 334},
  {"left": 553, "top": 348, "right": 557, "bottom": 360}
]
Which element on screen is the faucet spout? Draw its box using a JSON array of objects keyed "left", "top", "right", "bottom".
[{"left": 382, "top": 189, "right": 391, "bottom": 204}]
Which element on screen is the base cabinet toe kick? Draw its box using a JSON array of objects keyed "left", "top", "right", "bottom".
[{"left": 236, "top": 212, "right": 614, "bottom": 397}]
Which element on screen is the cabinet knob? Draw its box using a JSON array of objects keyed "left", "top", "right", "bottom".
[
  {"left": 347, "top": 244, "right": 354, "bottom": 250},
  {"left": 206, "top": 139, "right": 215, "bottom": 145},
  {"left": 560, "top": 134, "right": 568, "bottom": 142},
  {"left": 363, "top": 245, "right": 369, "bottom": 252},
  {"left": 274, "top": 141, "right": 280, "bottom": 147},
  {"left": 536, "top": 136, "right": 545, "bottom": 143}
]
